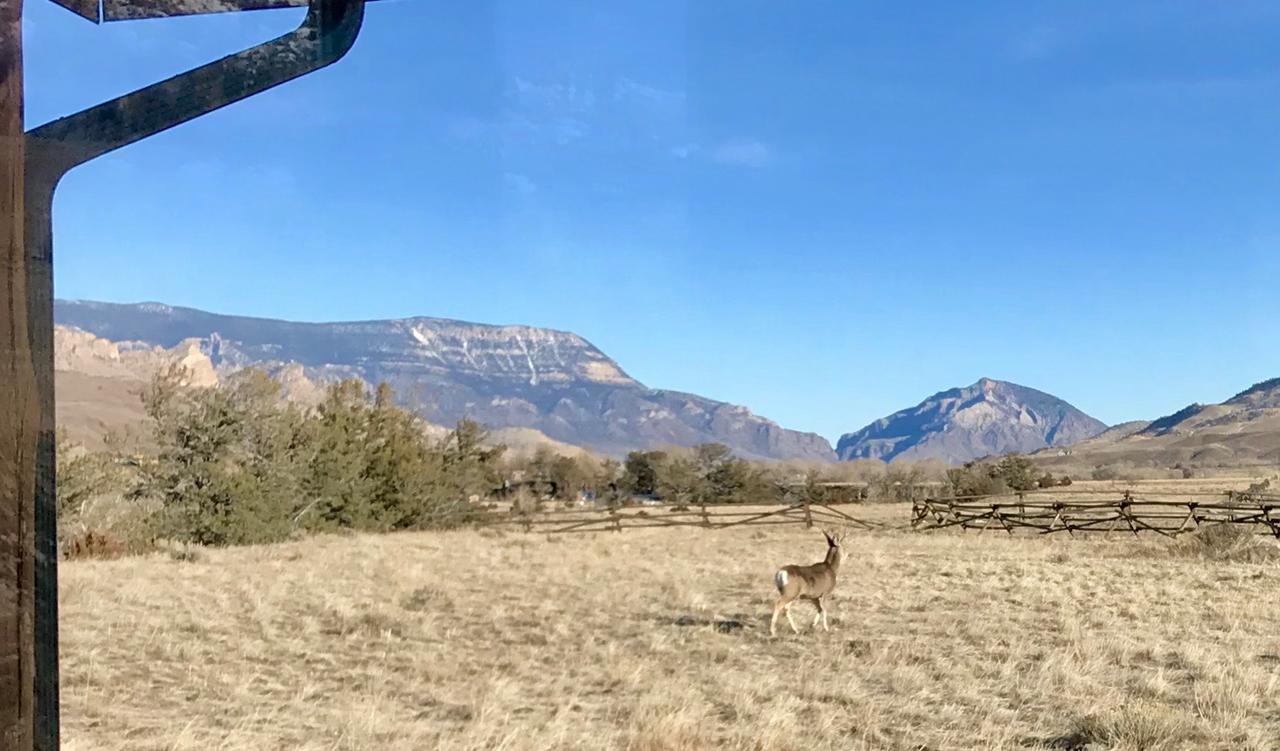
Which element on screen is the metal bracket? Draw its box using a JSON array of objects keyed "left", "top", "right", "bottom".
[
  {"left": 27, "top": 0, "right": 366, "bottom": 184},
  {"left": 19, "top": 1, "right": 368, "bottom": 745}
]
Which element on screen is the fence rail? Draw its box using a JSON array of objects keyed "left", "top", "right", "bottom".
[
  {"left": 471, "top": 498, "right": 881, "bottom": 535},
  {"left": 911, "top": 491, "right": 1280, "bottom": 537},
  {"left": 451, "top": 489, "right": 1280, "bottom": 538}
]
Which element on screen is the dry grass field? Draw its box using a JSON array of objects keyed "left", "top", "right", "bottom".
[{"left": 61, "top": 500, "right": 1280, "bottom": 751}]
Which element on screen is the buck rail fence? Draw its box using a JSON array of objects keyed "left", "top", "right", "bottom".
[
  {"left": 911, "top": 490, "right": 1280, "bottom": 537},
  {"left": 462, "top": 498, "right": 882, "bottom": 535}
]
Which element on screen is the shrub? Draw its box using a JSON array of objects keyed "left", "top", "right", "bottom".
[
  {"left": 64, "top": 530, "right": 127, "bottom": 560},
  {"left": 1092, "top": 465, "right": 1120, "bottom": 481},
  {"left": 622, "top": 444, "right": 779, "bottom": 505},
  {"left": 56, "top": 431, "right": 155, "bottom": 555},
  {"left": 869, "top": 464, "right": 930, "bottom": 502},
  {"left": 1065, "top": 701, "right": 1200, "bottom": 751},
  {"left": 117, "top": 366, "right": 508, "bottom": 549},
  {"left": 621, "top": 451, "right": 666, "bottom": 496},
  {"left": 1169, "top": 524, "right": 1280, "bottom": 564},
  {"left": 56, "top": 431, "right": 131, "bottom": 518},
  {"left": 946, "top": 462, "right": 1009, "bottom": 499},
  {"left": 994, "top": 455, "right": 1038, "bottom": 491}
]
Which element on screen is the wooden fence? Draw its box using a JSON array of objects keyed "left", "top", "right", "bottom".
[
  {"left": 911, "top": 491, "right": 1280, "bottom": 537},
  {"left": 446, "top": 489, "right": 1280, "bottom": 538},
  {"left": 471, "top": 498, "right": 881, "bottom": 535}
]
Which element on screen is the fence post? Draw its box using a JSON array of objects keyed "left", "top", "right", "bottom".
[
  {"left": 700, "top": 501, "right": 710, "bottom": 528},
  {"left": 803, "top": 498, "right": 813, "bottom": 528},
  {"left": 1263, "top": 506, "right": 1280, "bottom": 539}
]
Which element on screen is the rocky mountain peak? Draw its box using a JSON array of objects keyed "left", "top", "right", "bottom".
[{"left": 836, "top": 378, "right": 1107, "bottom": 464}]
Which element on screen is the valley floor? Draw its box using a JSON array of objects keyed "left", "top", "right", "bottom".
[{"left": 61, "top": 504, "right": 1280, "bottom": 750}]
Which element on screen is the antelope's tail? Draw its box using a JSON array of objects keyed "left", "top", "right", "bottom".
[{"left": 774, "top": 569, "right": 788, "bottom": 593}]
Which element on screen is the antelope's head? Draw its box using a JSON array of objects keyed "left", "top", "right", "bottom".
[{"left": 821, "top": 528, "right": 846, "bottom": 567}]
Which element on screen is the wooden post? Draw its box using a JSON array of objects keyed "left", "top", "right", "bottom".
[
  {"left": 700, "top": 501, "right": 709, "bottom": 529},
  {"left": 22, "top": 127, "right": 59, "bottom": 751},
  {"left": 1175, "top": 503, "right": 1197, "bottom": 535},
  {"left": 1, "top": 0, "right": 46, "bottom": 747}
]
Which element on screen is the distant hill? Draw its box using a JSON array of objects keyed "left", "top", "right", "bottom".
[
  {"left": 54, "top": 300, "right": 836, "bottom": 461},
  {"left": 1040, "top": 378, "right": 1280, "bottom": 468},
  {"left": 836, "top": 378, "right": 1107, "bottom": 464}
]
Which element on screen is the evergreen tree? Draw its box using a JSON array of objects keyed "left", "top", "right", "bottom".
[{"left": 299, "top": 379, "right": 377, "bottom": 531}]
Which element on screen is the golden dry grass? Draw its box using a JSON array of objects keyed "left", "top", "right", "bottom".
[
  {"left": 61, "top": 506, "right": 1280, "bottom": 751},
  {"left": 1050, "top": 478, "right": 1275, "bottom": 497}
]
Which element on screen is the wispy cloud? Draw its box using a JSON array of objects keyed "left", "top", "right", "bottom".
[
  {"left": 453, "top": 76, "right": 690, "bottom": 149},
  {"left": 451, "top": 77, "right": 777, "bottom": 171},
  {"left": 509, "top": 77, "right": 597, "bottom": 117},
  {"left": 501, "top": 77, "right": 598, "bottom": 146},
  {"left": 503, "top": 114, "right": 591, "bottom": 146},
  {"left": 613, "top": 78, "right": 686, "bottom": 109},
  {"left": 669, "top": 138, "right": 777, "bottom": 168},
  {"left": 709, "top": 138, "right": 774, "bottom": 168}
]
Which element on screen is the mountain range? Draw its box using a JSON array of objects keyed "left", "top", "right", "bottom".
[
  {"left": 54, "top": 299, "right": 1280, "bottom": 468},
  {"left": 54, "top": 300, "right": 835, "bottom": 461}
]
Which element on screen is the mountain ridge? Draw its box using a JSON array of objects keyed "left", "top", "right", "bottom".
[
  {"left": 54, "top": 299, "right": 836, "bottom": 462},
  {"left": 1034, "top": 378, "right": 1280, "bottom": 468}
]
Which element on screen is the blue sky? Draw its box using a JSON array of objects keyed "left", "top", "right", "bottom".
[{"left": 24, "top": 0, "right": 1280, "bottom": 443}]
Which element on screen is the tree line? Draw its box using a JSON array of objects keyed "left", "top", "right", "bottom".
[{"left": 60, "top": 365, "right": 1033, "bottom": 553}]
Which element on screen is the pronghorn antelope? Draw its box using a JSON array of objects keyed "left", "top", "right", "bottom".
[{"left": 770, "top": 528, "right": 844, "bottom": 636}]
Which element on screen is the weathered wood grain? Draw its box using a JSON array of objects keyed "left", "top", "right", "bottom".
[{"left": 0, "top": 0, "right": 37, "bottom": 746}]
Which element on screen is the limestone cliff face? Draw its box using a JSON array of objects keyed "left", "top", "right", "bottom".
[
  {"left": 54, "top": 325, "right": 218, "bottom": 388},
  {"left": 836, "top": 378, "right": 1107, "bottom": 464},
  {"left": 55, "top": 299, "right": 835, "bottom": 461}
]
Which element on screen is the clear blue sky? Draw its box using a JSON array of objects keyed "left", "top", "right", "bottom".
[{"left": 24, "top": 0, "right": 1280, "bottom": 443}]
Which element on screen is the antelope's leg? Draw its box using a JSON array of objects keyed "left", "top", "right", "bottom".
[
  {"left": 811, "top": 598, "right": 822, "bottom": 629},
  {"left": 818, "top": 598, "right": 829, "bottom": 632},
  {"left": 785, "top": 603, "right": 799, "bottom": 634},
  {"left": 770, "top": 600, "right": 785, "bottom": 637}
]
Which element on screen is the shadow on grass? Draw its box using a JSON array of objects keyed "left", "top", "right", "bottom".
[{"left": 666, "top": 614, "right": 755, "bottom": 634}]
